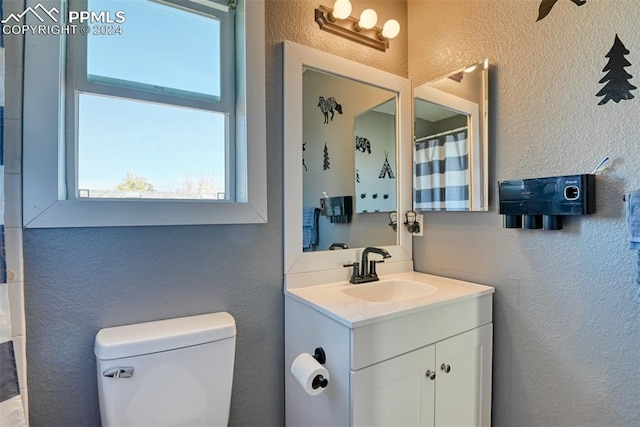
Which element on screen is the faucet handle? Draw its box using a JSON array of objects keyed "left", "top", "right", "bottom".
[
  {"left": 369, "top": 260, "right": 385, "bottom": 277},
  {"left": 343, "top": 262, "right": 360, "bottom": 284}
]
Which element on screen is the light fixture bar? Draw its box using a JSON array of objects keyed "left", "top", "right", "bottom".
[{"left": 314, "top": 5, "right": 389, "bottom": 52}]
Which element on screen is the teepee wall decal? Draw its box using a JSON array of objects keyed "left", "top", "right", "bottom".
[{"left": 378, "top": 151, "right": 395, "bottom": 179}]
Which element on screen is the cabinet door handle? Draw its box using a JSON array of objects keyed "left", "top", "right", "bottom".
[
  {"left": 440, "top": 363, "right": 451, "bottom": 373},
  {"left": 425, "top": 370, "right": 436, "bottom": 380}
]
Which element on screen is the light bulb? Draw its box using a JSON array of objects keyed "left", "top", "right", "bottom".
[
  {"left": 358, "top": 9, "right": 377, "bottom": 30},
  {"left": 381, "top": 19, "right": 400, "bottom": 39},
  {"left": 331, "top": 0, "right": 352, "bottom": 20}
]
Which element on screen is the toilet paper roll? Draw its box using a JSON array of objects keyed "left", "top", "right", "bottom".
[{"left": 290, "top": 353, "right": 330, "bottom": 396}]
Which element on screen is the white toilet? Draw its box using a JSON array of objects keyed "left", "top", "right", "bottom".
[{"left": 94, "top": 312, "right": 236, "bottom": 427}]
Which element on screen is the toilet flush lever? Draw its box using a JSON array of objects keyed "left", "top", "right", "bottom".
[{"left": 103, "top": 367, "right": 134, "bottom": 379}]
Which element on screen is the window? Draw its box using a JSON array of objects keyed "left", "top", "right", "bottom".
[
  {"left": 69, "top": 0, "right": 233, "bottom": 200},
  {"left": 23, "top": 0, "right": 266, "bottom": 227}
]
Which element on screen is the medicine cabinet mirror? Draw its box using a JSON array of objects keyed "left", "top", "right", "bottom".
[
  {"left": 284, "top": 41, "right": 412, "bottom": 275},
  {"left": 413, "top": 59, "right": 489, "bottom": 211}
]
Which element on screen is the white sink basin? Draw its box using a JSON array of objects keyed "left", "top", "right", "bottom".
[
  {"left": 287, "top": 271, "right": 495, "bottom": 327},
  {"left": 342, "top": 279, "right": 438, "bottom": 303}
]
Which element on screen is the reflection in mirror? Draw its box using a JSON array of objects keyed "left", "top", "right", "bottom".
[
  {"left": 303, "top": 68, "right": 397, "bottom": 251},
  {"left": 284, "top": 40, "right": 412, "bottom": 276},
  {"left": 413, "top": 59, "right": 489, "bottom": 211},
  {"left": 354, "top": 98, "right": 397, "bottom": 214}
]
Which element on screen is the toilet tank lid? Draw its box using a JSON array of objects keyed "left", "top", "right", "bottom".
[{"left": 95, "top": 312, "right": 236, "bottom": 360}]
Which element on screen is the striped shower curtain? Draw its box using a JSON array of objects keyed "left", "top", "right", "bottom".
[
  {"left": 0, "top": 3, "right": 27, "bottom": 423},
  {"left": 414, "top": 128, "right": 470, "bottom": 211}
]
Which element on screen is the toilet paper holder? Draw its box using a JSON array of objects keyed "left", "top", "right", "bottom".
[
  {"left": 291, "top": 347, "right": 330, "bottom": 394},
  {"left": 312, "top": 347, "right": 326, "bottom": 364},
  {"left": 311, "top": 347, "right": 328, "bottom": 390}
]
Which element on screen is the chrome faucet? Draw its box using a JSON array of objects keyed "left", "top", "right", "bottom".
[{"left": 343, "top": 246, "right": 391, "bottom": 284}]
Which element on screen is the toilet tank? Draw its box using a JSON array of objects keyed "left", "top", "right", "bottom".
[{"left": 95, "top": 312, "right": 236, "bottom": 427}]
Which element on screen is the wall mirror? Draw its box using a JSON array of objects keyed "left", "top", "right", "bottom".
[
  {"left": 284, "top": 41, "right": 412, "bottom": 275},
  {"left": 303, "top": 68, "right": 397, "bottom": 249},
  {"left": 413, "top": 59, "right": 489, "bottom": 211}
]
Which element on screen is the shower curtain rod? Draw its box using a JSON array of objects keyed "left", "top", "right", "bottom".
[{"left": 414, "top": 125, "right": 468, "bottom": 143}]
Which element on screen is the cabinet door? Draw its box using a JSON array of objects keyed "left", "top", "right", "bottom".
[
  {"left": 351, "top": 345, "right": 435, "bottom": 427},
  {"left": 435, "top": 323, "right": 493, "bottom": 427}
]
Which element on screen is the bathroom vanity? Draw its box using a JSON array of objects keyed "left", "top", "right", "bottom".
[
  {"left": 285, "top": 271, "right": 493, "bottom": 427},
  {"left": 283, "top": 41, "right": 494, "bottom": 426}
]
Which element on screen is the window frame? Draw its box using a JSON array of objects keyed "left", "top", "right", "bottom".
[{"left": 22, "top": 0, "right": 267, "bottom": 228}]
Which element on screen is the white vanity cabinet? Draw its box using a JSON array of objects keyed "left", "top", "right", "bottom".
[
  {"left": 351, "top": 324, "right": 492, "bottom": 427},
  {"left": 285, "top": 273, "right": 493, "bottom": 427},
  {"left": 351, "top": 344, "right": 435, "bottom": 426},
  {"left": 433, "top": 324, "right": 493, "bottom": 426}
]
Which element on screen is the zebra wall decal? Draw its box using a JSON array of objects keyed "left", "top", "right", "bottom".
[
  {"left": 317, "top": 96, "right": 343, "bottom": 124},
  {"left": 355, "top": 135, "right": 372, "bottom": 154}
]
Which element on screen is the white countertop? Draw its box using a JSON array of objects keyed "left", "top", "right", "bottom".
[{"left": 285, "top": 271, "right": 495, "bottom": 328}]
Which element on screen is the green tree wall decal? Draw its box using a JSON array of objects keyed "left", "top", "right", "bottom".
[{"left": 597, "top": 34, "right": 636, "bottom": 105}]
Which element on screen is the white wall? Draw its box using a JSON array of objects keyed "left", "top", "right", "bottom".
[{"left": 409, "top": 1, "right": 640, "bottom": 425}]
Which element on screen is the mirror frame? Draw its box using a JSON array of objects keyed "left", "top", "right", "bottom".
[
  {"left": 413, "top": 62, "right": 489, "bottom": 211},
  {"left": 283, "top": 41, "right": 412, "bottom": 275}
]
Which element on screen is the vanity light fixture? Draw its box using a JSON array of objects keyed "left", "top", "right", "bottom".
[
  {"left": 314, "top": 0, "right": 400, "bottom": 52},
  {"left": 355, "top": 8, "right": 377, "bottom": 31}
]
